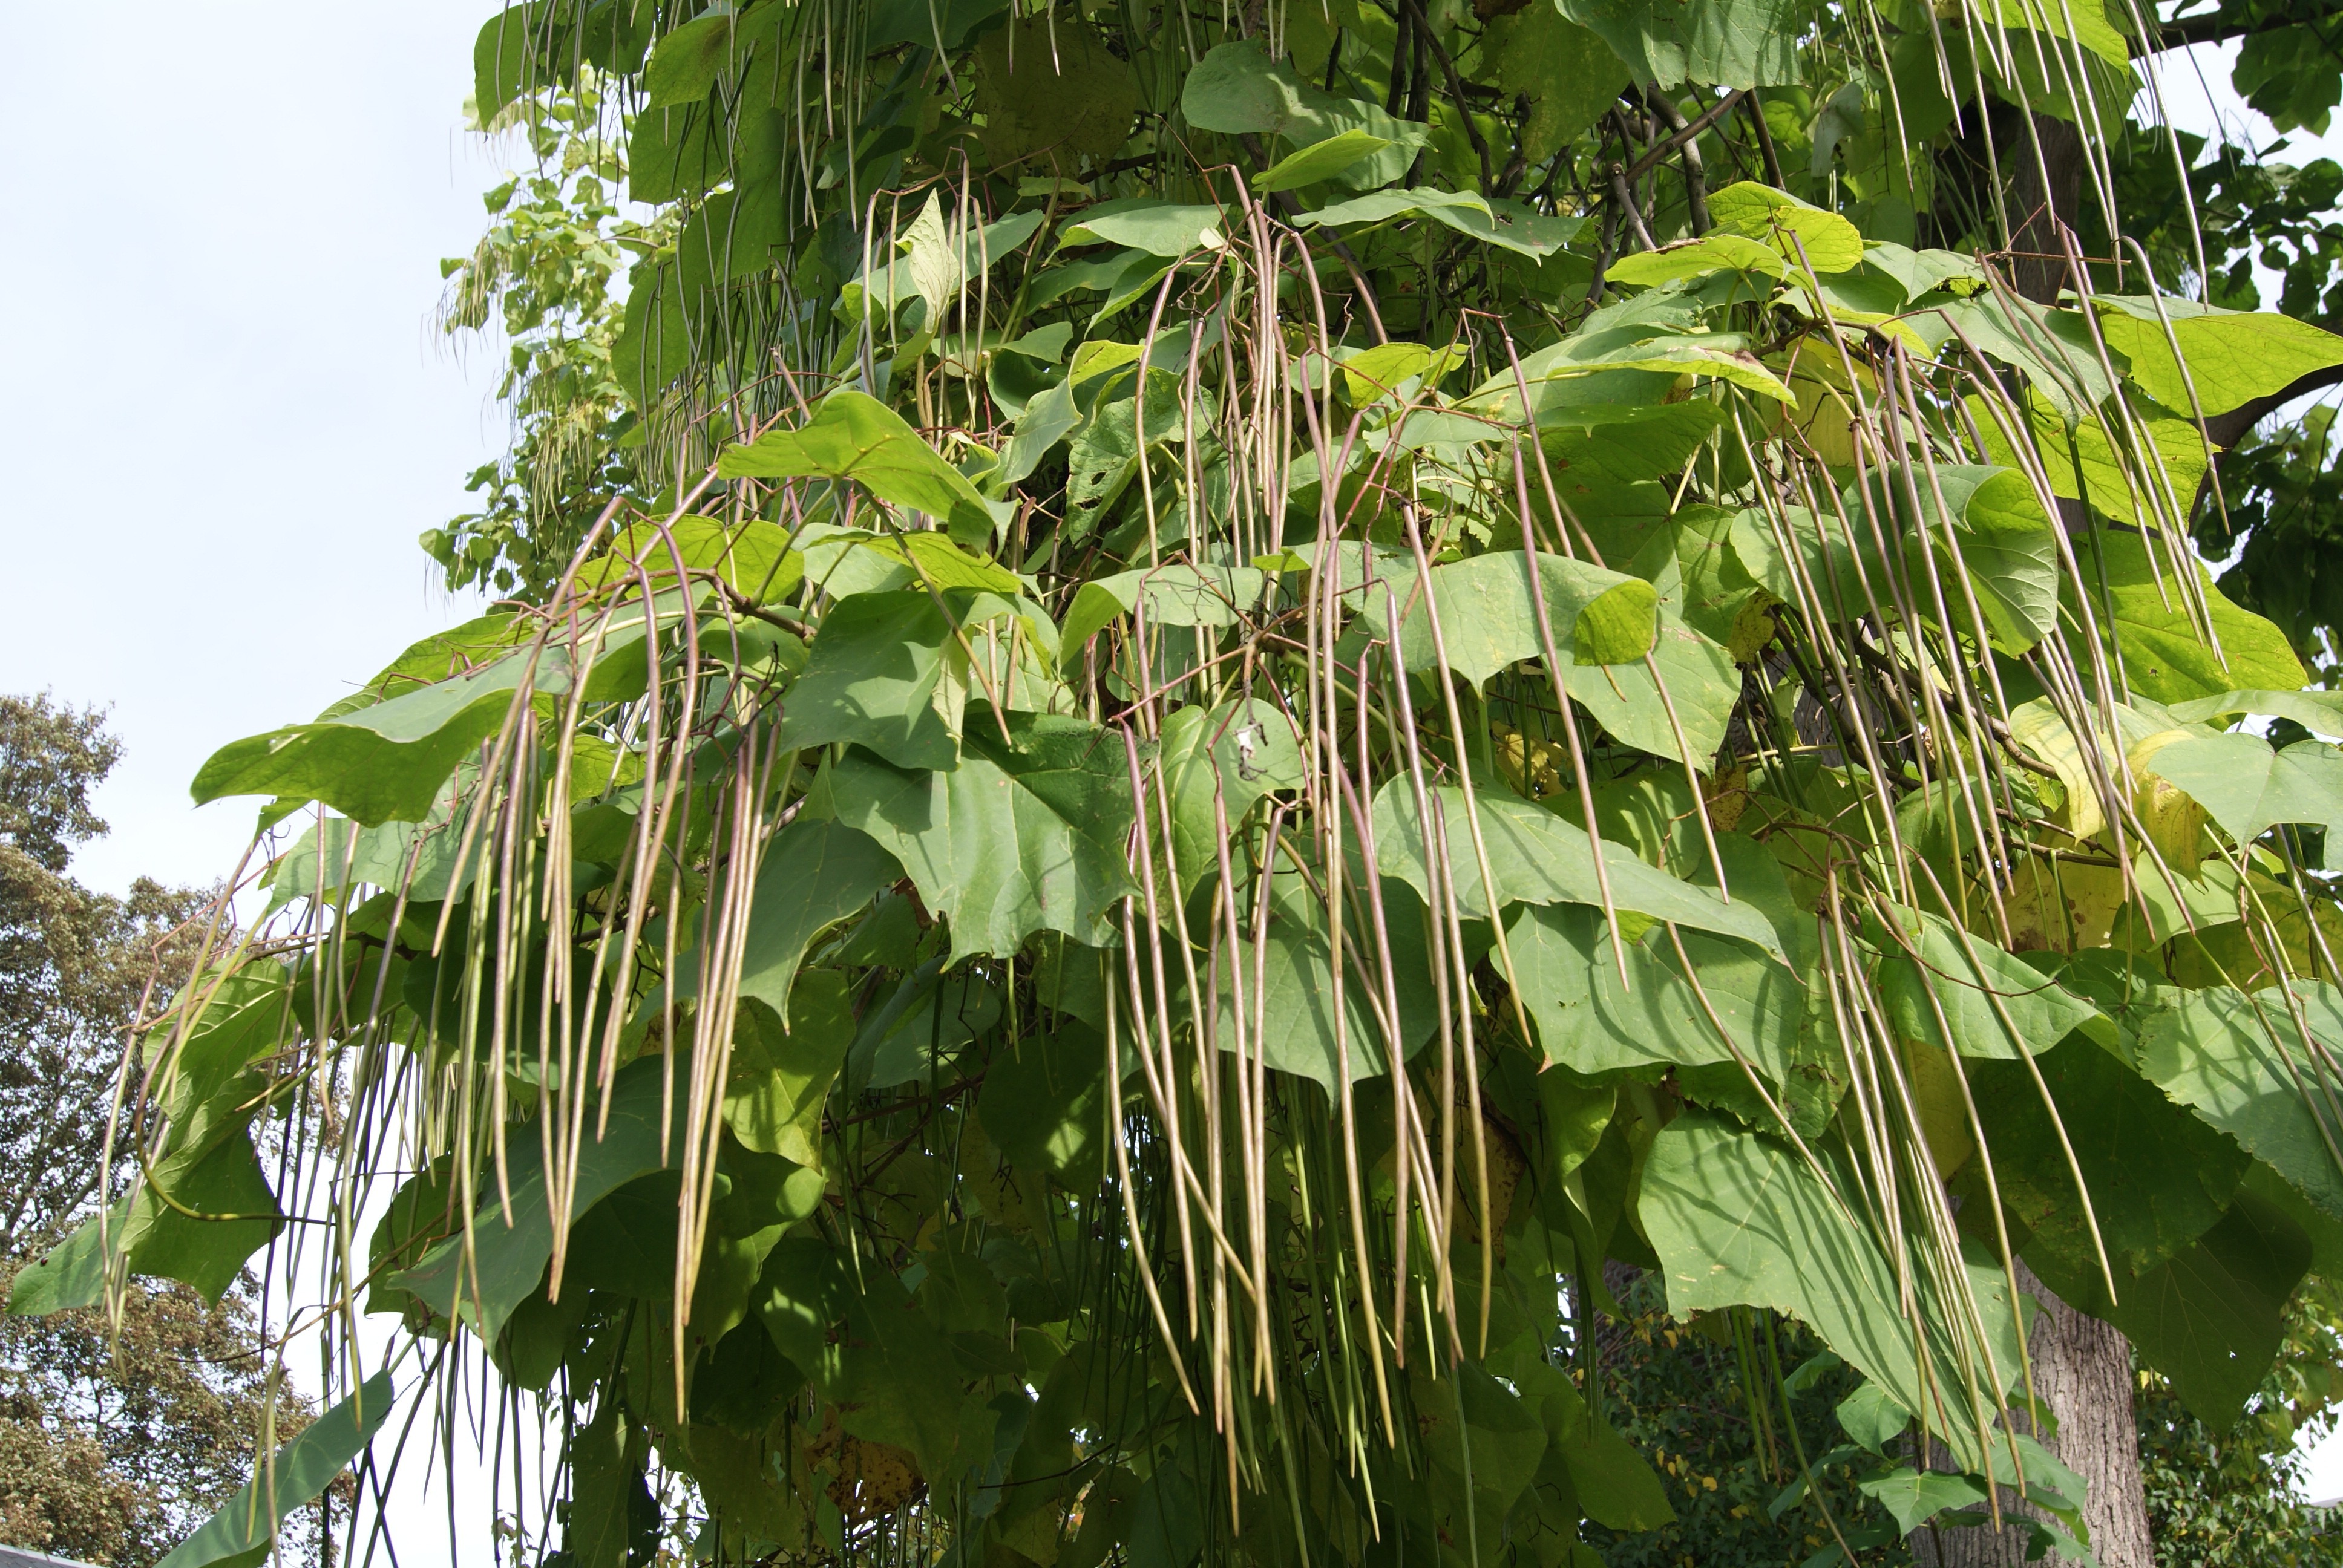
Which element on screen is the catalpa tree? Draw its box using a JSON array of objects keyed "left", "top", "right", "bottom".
[{"left": 18, "top": 2, "right": 2343, "bottom": 1567}]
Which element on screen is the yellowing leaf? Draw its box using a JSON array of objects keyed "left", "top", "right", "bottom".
[
  {"left": 1573, "top": 579, "right": 1661, "bottom": 664},
  {"left": 1607, "top": 234, "right": 1788, "bottom": 288},
  {"left": 1706, "top": 181, "right": 1866, "bottom": 273}
]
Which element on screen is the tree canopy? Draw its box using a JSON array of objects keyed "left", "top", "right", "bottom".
[
  {"left": 0, "top": 695, "right": 326, "bottom": 1566},
  {"left": 16, "top": 3, "right": 2343, "bottom": 1567}
]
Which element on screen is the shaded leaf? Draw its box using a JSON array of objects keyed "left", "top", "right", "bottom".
[
  {"left": 725, "top": 972, "right": 860, "bottom": 1166},
  {"left": 1640, "top": 1113, "right": 2024, "bottom": 1474},
  {"left": 2137, "top": 984, "right": 2343, "bottom": 1225},
  {"left": 394, "top": 1056, "right": 686, "bottom": 1338}
]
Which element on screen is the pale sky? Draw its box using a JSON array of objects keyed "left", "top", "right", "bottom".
[
  {"left": 2, "top": 1, "right": 2339, "bottom": 1544},
  {"left": 0, "top": 0, "right": 498, "bottom": 900}
]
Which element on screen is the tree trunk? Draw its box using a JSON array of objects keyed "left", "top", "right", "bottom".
[
  {"left": 2007, "top": 113, "right": 2086, "bottom": 306},
  {"left": 1915, "top": 1261, "right": 2155, "bottom": 1568}
]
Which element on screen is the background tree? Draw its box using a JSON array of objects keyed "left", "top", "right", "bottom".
[{"left": 0, "top": 694, "right": 323, "bottom": 1567}]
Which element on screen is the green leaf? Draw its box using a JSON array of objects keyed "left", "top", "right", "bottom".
[
  {"left": 393, "top": 1056, "right": 686, "bottom": 1338},
  {"left": 1411, "top": 1359, "right": 1551, "bottom": 1520},
  {"left": 1574, "top": 580, "right": 1662, "bottom": 664},
  {"left": 1872, "top": 905, "right": 2100, "bottom": 1059},
  {"left": 1481, "top": 6, "right": 1632, "bottom": 165},
  {"left": 1973, "top": 0, "right": 2128, "bottom": 66},
  {"left": 1509, "top": 319, "right": 1795, "bottom": 402},
  {"left": 1506, "top": 901, "right": 1801, "bottom": 1082},
  {"left": 1159, "top": 697, "right": 1303, "bottom": 895},
  {"left": 1358, "top": 548, "right": 1639, "bottom": 689},
  {"left": 124, "top": 1126, "right": 284, "bottom": 1303},
  {"left": 157, "top": 1372, "right": 395, "bottom": 1568},
  {"left": 774, "top": 590, "right": 962, "bottom": 770},
  {"left": 717, "top": 391, "right": 1001, "bottom": 548},
  {"left": 1918, "top": 298, "right": 2120, "bottom": 423},
  {"left": 972, "top": 17, "right": 1139, "bottom": 166},
  {"left": 841, "top": 211, "right": 1047, "bottom": 326},
  {"left": 1060, "top": 563, "right": 1271, "bottom": 658},
  {"left": 825, "top": 715, "right": 1138, "bottom": 960},
  {"left": 642, "top": 5, "right": 786, "bottom": 108},
  {"left": 1205, "top": 866, "right": 1444, "bottom": 1087},
  {"left": 1179, "top": 41, "right": 1367, "bottom": 142},
  {"left": 1253, "top": 127, "right": 1392, "bottom": 191},
  {"left": 1352, "top": 548, "right": 1740, "bottom": 754},
  {"left": 193, "top": 615, "right": 654, "bottom": 825},
  {"left": 2108, "top": 1186, "right": 2312, "bottom": 1427},
  {"left": 1970, "top": 390, "right": 2211, "bottom": 533},
  {"left": 264, "top": 809, "right": 473, "bottom": 913},
  {"left": 1547, "top": 1388, "right": 1676, "bottom": 1530},
  {"left": 1369, "top": 781, "right": 1784, "bottom": 955},
  {"left": 1532, "top": 402, "right": 1733, "bottom": 486},
  {"left": 725, "top": 972, "right": 860, "bottom": 1166},
  {"left": 1835, "top": 1382, "right": 1911, "bottom": 1453},
  {"left": 2138, "top": 984, "right": 2343, "bottom": 1226},
  {"left": 565, "top": 1399, "right": 658, "bottom": 1568},
  {"left": 1861, "top": 242, "right": 1988, "bottom": 301},
  {"left": 1846, "top": 465, "right": 2060, "bottom": 655},
  {"left": 859, "top": 967, "right": 1003, "bottom": 1089},
  {"left": 750, "top": 1237, "right": 968, "bottom": 1477},
  {"left": 740, "top": 818, "right": 903, "bottom": 1018},
  {"left": 1559, "top": 0, "right": 1805, "bottom": 90},
  {"left": 1705, "top": 180, "right": 1866, "bottom": 273},
  {"left": 575, "top": 515, "right": 803, "bottom": 603},
  {"left": 1955, "top": 1030, "right": 2249, "bottom": 1343},
  {"left": 860, "top": 531, "right": 1024, "bottom": 593},
  {"left": 2068, "top": 529, "right": 2308, "bottom": 704},
  {"left": 2168, "top": 688, "right": 2343, "bottom": 733},
  {"left": 1856, "top": 1466, "right": 1988, "bottom": 1534},
  {"left": 2128, "top": 733, "right": 2343, "bottom": 844},
  {"left": 473, "top": 3, "right": 557, "bottom": 120},
  {"left": 1640, "top": 1113, "right": 2025, "bottom": 1474},
  {"left": 1607, "top": 234, "right": 1789, "bottom": 288},
  {"left": 1296, "top": 187, "right": 1584, "bottom": 257},
  {"left": 317, "top": 613, "right": 532, "bottom": 722},
  {"left": 981, "top": 1022, "right": 1111, "bottom": 1181},
  {"left": 8, "top": 1199, "right": 126, "bottom": 1316},
  {"left": 2094, "top": 298, "right": 2343, "bottom": 418},
  {"left": 1058, "top": 198, "right": 1228, "bottom": 256}
]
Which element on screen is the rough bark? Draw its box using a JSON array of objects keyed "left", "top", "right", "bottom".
[
  {"left": 1915, "top": 1262, "right": 2154, "bottom": 1568},
  {"left": 1944, "top": 122, "right": 2162, "bottom": 1567},
  {"left": 2007, "top": 114, "right": 2087, "bottom": 307}
]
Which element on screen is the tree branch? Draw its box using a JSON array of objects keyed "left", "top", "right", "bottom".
[
  {"left": 2201, "top": 362, "right": 2343, "bottom": 451},
  {"left": 1398, "top": 0, "right": 1493, "bottom": 193},
  {"left": 2154, "top": 0, "right": 2343, "bottom": 49}
]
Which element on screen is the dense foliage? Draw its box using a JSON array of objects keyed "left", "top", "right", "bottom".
[
  {"left": 18, "top": 4, "right": 2343, "bottom": 1568},
  {"left": 2137, "top": 1274, "right": 2343, "bottom": 1567}
]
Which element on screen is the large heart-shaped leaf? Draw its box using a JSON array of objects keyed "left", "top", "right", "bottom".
[
  {"left": 2066, "top": 531, "right": 2307, "bottom": 704},
  {"left": 1640, "top": 1114, "right": 2024, "bottom": 1475},
  {"left": 823, "top": 714, "right": 1137, "bottom": 960}
]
